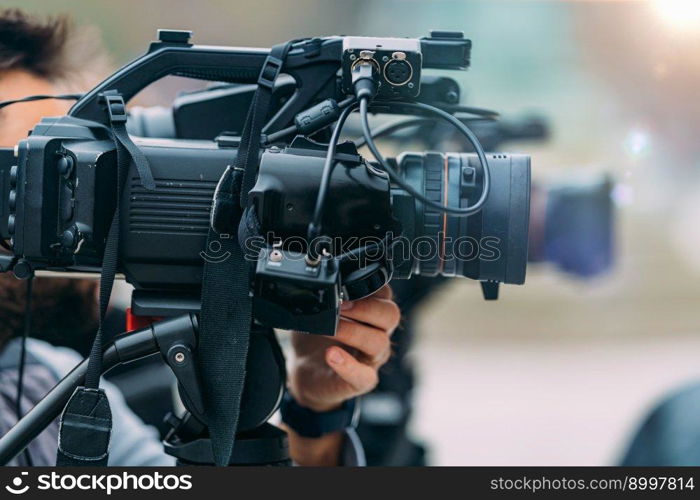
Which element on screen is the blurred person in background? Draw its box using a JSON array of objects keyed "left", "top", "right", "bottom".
[
  {"left": 0, "top": 8, "right": 400, "bottom": 466},
  {"left": 0, "top": 8, "right": 171, "bottom": 466}
]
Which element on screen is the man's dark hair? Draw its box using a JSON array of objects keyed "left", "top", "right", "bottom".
[
  {"left": 0, "top": 276, "right": 99, "bottom": 352},
  {"left": 0, "top": 8, "right": 108, "bottom": 86},
  {"left": 0, "top": 8, "right": 104, "bottom": 349}
]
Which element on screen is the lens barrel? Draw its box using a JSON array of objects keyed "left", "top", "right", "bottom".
[{"left": 391, "top": 152, "right": 530, "bottom": 285}]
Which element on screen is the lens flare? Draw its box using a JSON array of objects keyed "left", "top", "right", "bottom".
[{"left": 652, "top": 0, "right": 700, "bottom": 32}]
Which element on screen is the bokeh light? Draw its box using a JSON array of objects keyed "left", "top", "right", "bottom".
[{"left": 652, "top": 0, "right": 700, "bottom": 33}]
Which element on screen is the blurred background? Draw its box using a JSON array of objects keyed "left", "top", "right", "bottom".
[{"left": 7, "top": 0, "right": 700, "bottom": 465}]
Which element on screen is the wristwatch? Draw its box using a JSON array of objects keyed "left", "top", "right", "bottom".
[{"left": 280, "top": 391, "right": 359, "bottom": 438}]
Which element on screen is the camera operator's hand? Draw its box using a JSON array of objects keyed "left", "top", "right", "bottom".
[
  {"left": 284, "top": 285, "right": 399, "bottom": 465},
  {"left": 288, "top": 285, "right": 398, "bottom": 412}
]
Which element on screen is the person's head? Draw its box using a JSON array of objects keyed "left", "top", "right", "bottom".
[
  {"left": 0, "top": 9, "right": 107, "bottom": 348},
  {"left": 0, "top": 8, "right": 109, "bottom": 147}
]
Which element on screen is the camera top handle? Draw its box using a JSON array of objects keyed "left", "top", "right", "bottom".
[{"left": 69, "top": 30, "right": 471, "bottom": 131}]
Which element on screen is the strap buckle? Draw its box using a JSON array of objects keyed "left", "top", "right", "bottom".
[
  {"left": 257, "top": 55, "right": 284, "bottom": 90},
  {"left": 101, "top": 93, "right": 128, "bottom": 123}
]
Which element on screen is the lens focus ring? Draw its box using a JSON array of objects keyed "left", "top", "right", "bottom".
[{"left": 417, "top": 153, "right": 444, "bottom": 276}]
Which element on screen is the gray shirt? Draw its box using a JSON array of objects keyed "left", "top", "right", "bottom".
[{"left": 0, "top": 338, "right": 174, "bottom": 466}]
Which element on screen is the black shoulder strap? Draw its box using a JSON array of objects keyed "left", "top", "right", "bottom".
[
  {"left": 198, "top": 40, "right": 295, "bottom": 466},
  {"left": 86, "top": 92, "right": 153, "bottom": 389},
  {"left": 238, "top": 42, "right": 296, "bottom": 207},
  {"left": 100, "top": 93, "right": 156, "bottom": 191},
  {"left": 57, "top": 92, "right": 154, "bottom": 466}
]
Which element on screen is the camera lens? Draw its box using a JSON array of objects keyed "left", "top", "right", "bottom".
[{"left": 390, "top": 152, "right": 531, "bottom": 285}]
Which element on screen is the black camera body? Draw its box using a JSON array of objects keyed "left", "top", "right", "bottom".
[{"left": 0, "top": 30, "right": 530, "bottom": 335}]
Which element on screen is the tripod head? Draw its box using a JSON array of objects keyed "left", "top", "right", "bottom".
[{"left": 0, "top": 315, "right": 289, "bottom": 466}]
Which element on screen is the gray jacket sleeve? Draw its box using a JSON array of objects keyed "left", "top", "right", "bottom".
[{"left": 27, "top": 339, "right": 175, "bottom": 466}]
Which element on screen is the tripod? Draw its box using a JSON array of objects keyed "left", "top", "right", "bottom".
[{"left": 0, "top": 314, "right": 290, "bottom": 466}]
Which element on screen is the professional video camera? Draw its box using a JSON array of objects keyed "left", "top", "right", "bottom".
[{"left": 0, "top": 30, "right": 531, "bottom": 466}]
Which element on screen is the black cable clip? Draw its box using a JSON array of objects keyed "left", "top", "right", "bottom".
[
  {"left": 257, "top": 55, "right": 284, "bottom": 90},
  {"left": 102, "top": 93, "right": 128, "bottom": 123}
]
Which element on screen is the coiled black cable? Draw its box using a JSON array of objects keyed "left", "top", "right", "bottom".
[
  {"left": 307, "top": 101, "right": 358, "bottom": 241},
  {"left": 353, "top": 115, "right": 494, "bottom": 149},
  {"left": 358, "top": 97, "right": 491, "bottom": 217}
]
